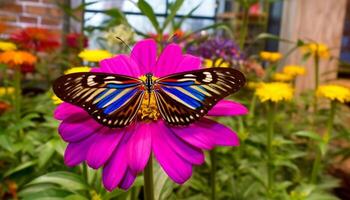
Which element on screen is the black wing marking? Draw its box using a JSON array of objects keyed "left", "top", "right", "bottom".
[
  {"left": 154, "top": 68, "right": 245, "bottom": 126},
  {"left": 53, "top": 72, "right": 144, "bottom": 128}
]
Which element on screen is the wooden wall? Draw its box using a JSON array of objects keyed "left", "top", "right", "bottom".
[{"left": 279, "top": 0, "right": 347, "bottom": 91}]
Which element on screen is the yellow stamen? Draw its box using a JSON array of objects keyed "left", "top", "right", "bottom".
[
  {"left": 138, "top": 92, "right": 159, "bottom": 122},
  {"left": 138, "top": 75, "right": 160, "bottom": 122}
]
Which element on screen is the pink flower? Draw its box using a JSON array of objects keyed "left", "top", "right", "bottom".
[{"left": 54, "top": 39, "right": 248, "bottom": 191}]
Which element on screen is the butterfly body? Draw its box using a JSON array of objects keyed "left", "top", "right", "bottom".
[{"left": 53, "top": 68, "right": 245, "bottom": 128}]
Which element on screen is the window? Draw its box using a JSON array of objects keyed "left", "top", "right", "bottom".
[{"left": 84, "top": 0, "right": 218, "bottom": 34}]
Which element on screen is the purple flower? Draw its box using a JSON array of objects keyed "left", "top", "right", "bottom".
[
  {"left": 187, "top": 36, "right": 244, "bottom": 66},
  {"left": 54, "top": 39, "right": 248, "bottom": 191}
]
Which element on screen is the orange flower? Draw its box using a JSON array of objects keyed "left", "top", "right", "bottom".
[
  {"left": 174, "top": 29, "right": 185, "bottom": 38},
  {"left": 0, "top": 22, "right": 6, "bottom": 34},
  {"left": 0, "top": 101, "right": 11, "bottom": 115},
  {"left": 0, "top": 51, "right": 37, "bottom": 73},
  {"left": 10, "top": 27, "right": 60, "bottom": 52}
]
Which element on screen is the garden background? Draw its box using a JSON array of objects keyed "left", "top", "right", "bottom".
[{"left": 1, "top": 0, "right": 350, "bottom": 199}]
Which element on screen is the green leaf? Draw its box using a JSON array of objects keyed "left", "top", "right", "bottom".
[
  {"left": 256, "top": 33, "right": 295, "bottom": 44},
  {"left": 38, "top": 140, "right": 56, "bottom": 168},
  {"left": 154, "top": 164, "right": 174, "bottom": 200},
  {"left": 20, "top": 187, "right": 73, "bottom": 200},
  {"left": 0, "top": 134, "right": 13, "bottom": 151},
  {"left": 302, "top": 52, "right": 312, "bottom": 62},
  {"left": 294, "top": 130, "right": 322, "bottom": 141},
  {"left": 4, "top": 161, "right": 36, "bottom": 177},
  {"left": 137, "top": 0, "right": 160, "bottom": 33},
  {"left": 64, "top": 194, "right": 88, "bottom": 200},
  {"left": 26, "top": 171, "right": 89, "bottom": 191},
  {"left": 162, "top": 0, "right": 184, "bottom": 30}
]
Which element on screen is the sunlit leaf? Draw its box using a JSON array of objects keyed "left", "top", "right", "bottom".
[
  {"left": 137, "top": 0, "right": 160, "bottom": 33},
  {"left": 26, "top": 171, "right": 89, "bottom": 191},
  {"left": 162, "top": 0, "right": 184, "bottom": 30}
]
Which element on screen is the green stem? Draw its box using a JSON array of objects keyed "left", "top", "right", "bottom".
[
  {"left": 144, "top": 156, "right": 154, "bottom": 200},
  {"left": 13, "top": 69, "right": 22, "bottom": 122},
  {"left": 248, "top": 94, "right": 257, "bottom": 120},
  {"left": 311, "top": 101, "right": 337, "bottom": 183},
  {"left": 1, "top": 64, "right": 9, "bottom": 97},
  {"left": 310, "top": 149, "right": 321, "bottom": 184},
  {"left": 313, "top": 52, "right": 320, "bottom": 116},
  {"left": 325, "top": 101, "right": 336, "bottom": 142},
  {"left": 210, "top": 149, "right": 217, "bottom": 200},
  {"left": 239, "top": 8, "right": 249, "bottom": 49},
  {"left": 266, "top": 102, "right": 276, "bottom": 197},
  {"left": 130, "top": 187, "right": 138, "bottom": 200},
  {"left": 83, "top": 164, "right": 88, "bottom": 183}
]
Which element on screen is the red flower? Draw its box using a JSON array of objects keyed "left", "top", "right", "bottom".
[
  {"left": 20, "top": 64, "right": 35, "bottom": 73},
  {"left": 10, "top": 27, "right": 60, "bottom": 52},
  {"left": 66, "top": 33, "right": 88, "bottom": 49}
]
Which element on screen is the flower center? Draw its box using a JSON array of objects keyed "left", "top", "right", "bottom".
[
  {"left": 138, "top": 75, "right": 160, "bottom": 122},
  {"left": 138, "top": 92, "right": 160, "bottom": 122}
]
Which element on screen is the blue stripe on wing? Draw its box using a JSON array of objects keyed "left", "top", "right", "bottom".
[
  {"left": 159, "top": 81, "right": 195, "bottom": 86},
  {"left": 95, "top": 88, "right": 110, "bottom": 99},
  {"left": 103, "top": 88, "right": 139, "bottom": 114},
  {"left": 183, "top": 86, "right": 206, "bottom": 101},
  {"left": 97, "top": 89, "right": 123, "bottom": 108},
  {"left": 162, "top": 87, "right": 202, "bottom": 108},
  {"left": 107, "top": 83, "right": 140, "bottom": 89}
]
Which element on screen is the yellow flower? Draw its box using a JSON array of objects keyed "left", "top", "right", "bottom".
[
  {"left": 0, "top": 51, "right": 37, "bottom": 66},
  {"left": 260, "top": 51, "right": 282, "bottom": 62},
  {"left": 317, "top": 84, "right": 350, "bottom": 103},
  {"left": 0, "top": 41, "right": 16, "bottom": 51},
  {"left": 0, "top": 87, "right": 14, "bottom": 96},
  {"left": 303, "top": 43, "right": 330, "bottom": 59},
  {"left": 246, "top": 82, "right": 263, "bottom": 90},
  {"left": 283, "top": 65, "right": 306, "bottom": 77},
  {"left": 255, "top": 82, "right": 294, "bottom": 102},
  {"left": 203, "top": 58, "right": 230, "bottom": 68},
  {"left": 272, "top": 73, "right": 293, "bottom": 82},
  {"left": 51, "top": 95, "right": 63, "bottom": 105},
  {"left": 65, "top": 66, "right": 91, "bottom": 74},
  {"left": 78, "top": 49, "right": 112, "bottom": 62}
]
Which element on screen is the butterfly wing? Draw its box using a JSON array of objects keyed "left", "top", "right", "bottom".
[
  {"left": 154, "top": 68, "right": 245, "bottom": 126},
  {"left": 53, "top": 72, "right": 145, "bottom": 128}
]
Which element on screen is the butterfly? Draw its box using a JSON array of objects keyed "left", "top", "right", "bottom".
[{"left": 53, "top": 68, "right": 245, "bottom": 128}]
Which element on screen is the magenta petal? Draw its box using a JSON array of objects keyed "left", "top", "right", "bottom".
[
  {"left": 86, "top": 128, "right": 124, "bottom": 169},
  {"left": 152, "top": 121, "right": 192, "bottom": 184},
  {"left": 54, "top": 103, "right": 86, "bottom": 121},
  {"left": 118, "top": 169, "right": 136, "bottom": 190},
  {"left": 97, "top": 55, "right": 140, "bottom": 76},
  {"left": 171, "top": 118, "right": 239, "bottom": 149},
  {"left": 170, "top": 124, "right": 215, "bottom": 150},
  {"left": 196, "top": 118, "right": 240, "bottom": 146},
  {"left": 208, "top": 100, "right": 248, "bottom": 116},
  {"left": 131, "top": 39, "right": 157, "bottom": 76},
  {"left": 173, "top": 54, "right": 201, "bottom": 73},
  {"left": 102, "top": 133, "right": 130, "bottom": 191},
  {"left": 127, "top": 123, "right": 152, "bottom": 174},
  {"left": 64, "top": 133, "right": 99, "bottom": 166},
  {"left": 58, "top": 118, "right": 102, "bottom": 142},
  {"left": 164, "top": 126, "right": 204, "bottom": 165},
  {"left": 154, "top": 43, "right": 183, "bottom": 77}
]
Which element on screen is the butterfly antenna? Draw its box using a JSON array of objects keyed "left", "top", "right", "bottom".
[
  {"left": 115, "top": 36, "right": 132, "bottom": 52},
  {"left": 115, "top": 36, "right": 151, "bottom": 72},
  {"left": 167, "top": 32, "right": 179, "bottom": 43}
]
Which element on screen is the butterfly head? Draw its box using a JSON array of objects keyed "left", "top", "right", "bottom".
[{"left": 145, "top": 72, "right": 153, "bottom": 78}]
